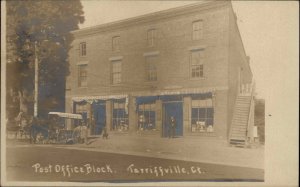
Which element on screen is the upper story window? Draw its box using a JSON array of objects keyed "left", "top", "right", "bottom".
[
  {"left": 192, "top": 20, "right": 203, "bottom": 40},
  {"left": 111, "top": 60, "right": 122, "bottom": 84},
  {"left": 147, "top": 29, "right": 156, "bottom": 47},
  {"left": 190, "top": 49, "right": 205, "bottom": 78},
  {"left": 145, "top": 55, "right": 157, "bottom": 81},
  {"left": 78, "top": 64, "right": 88, "bottom": 87},
  {"left": 112, "top": 36, "right": 120, "bottom": 52},
  {"left": 79, "top": 42, "right": 87, "bottom": 57}
]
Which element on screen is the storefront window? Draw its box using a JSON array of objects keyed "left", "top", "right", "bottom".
[
  {"left": 74, "top": 103, "right": 88, "bottom": 126},
  {"left": 138, "top": 103, "right": 156, "bottom": 131},
  {"left": 112, "top": 102, "right": 128, "bottom": 131},
  {"left": 191, "top": 99, "right": 214, "bottom": 133}
]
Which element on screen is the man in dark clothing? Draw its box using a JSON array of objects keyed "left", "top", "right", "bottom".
[
  {"left": 102, "top": 126, "right": 109, "bottom": 139},
  {"left": 169, "top": 116, "right": 176, "bottom": 138}
]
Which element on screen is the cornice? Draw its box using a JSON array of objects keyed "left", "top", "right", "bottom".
[{"left": 72, "top": 1, "right": 231, "bottom": 38}]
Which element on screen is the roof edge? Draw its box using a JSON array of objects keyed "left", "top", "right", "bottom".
[{"left": 72, "top": 1, "right": 231, "bottom": 37}]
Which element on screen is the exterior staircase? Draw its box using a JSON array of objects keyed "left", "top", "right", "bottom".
[{"left": 229, "top": 95, "right": 252, "bottom": 147}]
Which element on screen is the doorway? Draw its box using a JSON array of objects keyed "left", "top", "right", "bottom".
[
  {"left": 93, "top": 103, "right": 106, "bottom": 135},
  {"left": 162, "top": 102, "right": 183, "bottom": 137}
]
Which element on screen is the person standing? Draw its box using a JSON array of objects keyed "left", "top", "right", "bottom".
[
  {"left": 169, "top": 116, "right": 176, "bottom": 138},
  {"left": 84, "top": 120, "right": 89, "bottom": 144},
  {"left": 79, "top": 120, "right": 88, "bottom": 144},
  {"left": 102, "top": 126, "right": 109, "bottom": 139},
  {"left": 138, "top": 114, "right": 145, "bottom": 131},
  {"left": 90, "top": 116, "right": 95, "bottom": 135}
]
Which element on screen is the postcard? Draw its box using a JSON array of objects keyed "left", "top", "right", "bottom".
[{"left": 1, "top": 1, "right": 298, "bottom": 186}]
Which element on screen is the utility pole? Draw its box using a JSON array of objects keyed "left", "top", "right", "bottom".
[{"left": 34, "top": 41, "right": 38, "bottom": 117}]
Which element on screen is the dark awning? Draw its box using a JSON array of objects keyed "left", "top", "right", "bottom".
[{"left": 136, "top": 96, "right": 159, "bottom": 105}]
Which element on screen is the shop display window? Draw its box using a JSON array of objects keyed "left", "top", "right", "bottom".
[
  {"left": 191, "top": 99, "right": 214, "bottom": 133},
  {"left": 138, "top": 103, "right": 156, "bottom": 131},
  {"left": 112, "top": 102, "right": 128, "bottom": 131}
]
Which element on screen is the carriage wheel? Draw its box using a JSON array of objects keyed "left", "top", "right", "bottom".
[{"left": 72, "top": 130, "right": 81, "bottom": 144}]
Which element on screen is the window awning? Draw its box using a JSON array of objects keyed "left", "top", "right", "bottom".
[
  {"left": 72, "top": 94, "right": 128, "bottom": 103},
  {"left": 136, "top": 92, "right": 213, "bottom": 104},
  {"left": 132, "top": 86, "right": 227, "bottom": 97},
  {"left": 136, "top": 96, "right": 159, "bottom": 105},
  {"left": 48, "top": 112, "right": 83, "bottom": 119}
]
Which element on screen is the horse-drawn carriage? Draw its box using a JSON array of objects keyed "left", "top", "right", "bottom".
[
  {"left": 7, "top": 112, "right": 87, "bottom": 144},
  {"left": 32, "top": 112, "right": 86, "bottom": 144}
]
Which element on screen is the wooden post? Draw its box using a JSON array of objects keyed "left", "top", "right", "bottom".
[
  {"left": 34, "top": 41, "right": 39, "bottom": 117},
  {"left": 128, "top": 95, "right": 137, "bottom": 133}
]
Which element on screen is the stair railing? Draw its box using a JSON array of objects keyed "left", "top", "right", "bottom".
[
  {"left": 246, "top": 81, "right": 255, "bottom": 144},
  {"left": 228, "top": 82, "right": 239, "bottom": 142},
  {"left": 229, "top": 80, "right": 255, "bottom": 143}
]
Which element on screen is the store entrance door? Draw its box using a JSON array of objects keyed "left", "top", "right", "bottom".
[
  {"left": 162, "top": 102, "right": 183, "bottom": 137},
  {"left": 93, "top": 103, "right": 106, "bottom": 135}
]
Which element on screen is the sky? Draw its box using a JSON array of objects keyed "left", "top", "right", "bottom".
[{"left": 79, "top": 0, "right": 299, "bottom": 100}]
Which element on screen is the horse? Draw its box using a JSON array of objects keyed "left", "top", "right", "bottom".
[
  {"left": 6, "top": 121, "right": 22, "bottom": 139},
  {"left": 29, "top": 118, "right": 51, "bottom": 144},
  {"left": 6, "top": 117, "right": 32, "bottom": 140}
]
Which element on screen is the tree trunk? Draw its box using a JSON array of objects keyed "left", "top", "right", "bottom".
[{"left": 18, "top": 90, "right": 28, "bottom": 114}]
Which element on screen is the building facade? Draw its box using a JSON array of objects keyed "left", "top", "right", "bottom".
[{"left": 66, "top": 1, "right": 253, "bottom": 140}]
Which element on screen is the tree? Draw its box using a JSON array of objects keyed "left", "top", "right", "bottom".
[{"left": 6, "top": 0, "right": 84, "bottom": 120}]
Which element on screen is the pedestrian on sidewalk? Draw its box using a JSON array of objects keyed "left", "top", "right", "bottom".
[
  {"left": 79, "top": 120, "right": 88, "bottom": 144},
  {"left": 169, "top": 116, "right": 176, "bottom": 138},
  {"left": 138, "top": 114, "right": 145, "bottom": 131},
  {"left": 102, "top": 126, "right": 109, "bottom": 139}
]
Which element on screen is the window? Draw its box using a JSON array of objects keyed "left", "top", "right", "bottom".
[
  {"left": 75, "top": 103, "right": 88, "bottom": 116},
  {"left": 112, "top": 101, "right": 128, "bottom": 131},
  {"left": 191, "top": 99, "right": 214, "bottom": 133},
  {"left": 78, "top": 64, "right": 87, "bottom": 87},
  {"left": 147, "top": 29, "right": 156, "bottom": 47},
  {"left": 145, "top": 56, "right": 157, "bottom": 81},
  {"left": 138, "top": 103, "right": 156, "bottom": 131},
  {"left": 190, "top": 50, "right": 205, "bottom": 78},
  {"left": 111, "top": 60, "right": 122, "bottom": 84},
  {"left": 79, "top": 42, "right": 86, "bottom": 56},
  {"left": 74, "top": 103, "right": 88, "bottom": 126},
  {"left": 192, "top": 20, "right": 203, "bottom": 40},
  {"left": 112, "top": 36, "right": 120, "bottom": 51}
]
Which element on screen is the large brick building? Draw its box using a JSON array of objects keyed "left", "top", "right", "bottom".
[{"left": 66, "top": 1, "right": 254, "bottom": 142}]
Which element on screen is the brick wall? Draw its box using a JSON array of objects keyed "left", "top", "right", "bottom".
[
  {"left": 65, "top": 2, "right": 252, "bottom": 139},
  {"left": 67, "top": 5, "right": 231, "bottom": 99},
  {"left": 213, "top": 90, "right": 228, "bottom": 138}
]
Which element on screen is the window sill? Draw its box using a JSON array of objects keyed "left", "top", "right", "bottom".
[
  {"left": 191, "top": 38, "right": 204, "bottom": 42},
  {"left": 188, "top": 44, "right": 206, "bottom": 51},
  {"left": 145, "top": 80, "right": 158, "bottom": 83},
  {"left": 190, "top": 77, "right": 206, "bottom": 81},
  {"left": 109, "top": 130, "right": 129, "bottom": 134},
  {"left": 110, "top": 83, "right": 123, "bottom": 87},
  {"left": 188, "top": 132, "right": 216, "bottom": 136},
  {"left": 143, "top": 51, "right": 160, "bottom": 57},
  {"left": 137, "top": 130, "right": 159, "bottom": 135}
]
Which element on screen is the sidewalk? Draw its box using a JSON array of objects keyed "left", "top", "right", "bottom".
[{"left": 70, "top": 133, "right": 264, "bottom": 169}]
